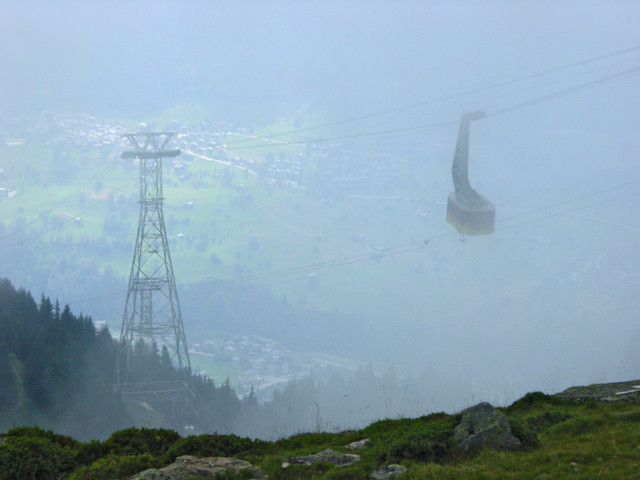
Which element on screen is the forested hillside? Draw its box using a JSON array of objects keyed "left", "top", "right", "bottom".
[
  {"left": 0, "top": 278, "right": 126, "bottom": 438},
  {"left": 0, "top": 278, "right": 240, "bottom": 439},
  {"left": 1, "top": 278, "right": 477, "bottom": 441}
]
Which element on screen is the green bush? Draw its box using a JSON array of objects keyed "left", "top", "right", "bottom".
[
  {"left": 275, "top": 432, "right": 340, "bottom": 451},
  {"left": 6, "top": 425, "right": 79, "bottom": 449},
  {"left": 506, "top": 391, "right": 566, "bottom": 413},
  {"left": 74, "top": 440, "right": 107, "bottom": 467},
  {"left": 385, "top": 428, "right": 453, "bottom": 463},
  {"left": 166, "top": 433, "right": 268, "bottom": 459},
  {"left": 376, "top": 416, "right": 459, "bottom": 464},
  {"left": 508, "top": 418, "right": 540, "bottom": 450},
  {"left": 67, "top": 453, "right": 160, "bottom": 480},
  {"left": 102, "top": 427, "right": 180, "bottom": 457},
  {"left": 0, "top": 434, "right": 76, "bottom": 480},
  {"left": 364, "top": 412, "right": 450, "bottom": 437}
]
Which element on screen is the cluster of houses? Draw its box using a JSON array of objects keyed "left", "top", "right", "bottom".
[
  {"left": 26, "top": 113, "right": 128, "bottom": 150},
  {"left": 17, "top": 113, "right": 405, "bottom": 194},
  {"left": 190, "top": 334, "right": 345, "bottom": 400}
]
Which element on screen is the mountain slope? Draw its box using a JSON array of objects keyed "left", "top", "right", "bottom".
[{"left": 2, "top": 386, "right": 640, "bottom": 479}]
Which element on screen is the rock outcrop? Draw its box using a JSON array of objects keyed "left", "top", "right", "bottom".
[
  {"left": 129, "top": 455, "right": 266, "bottom": 480},
  {"left": 556, "top": 380, "right": 640, "bottom": 404},
  {"left": 453, "top": 402, "right": 521, "bottom": 453},
  {"left": 283, "top": 448, "right": 360, "bottom": 468},
  {"left": 346, "top": 438, "right": 370, "bottom": 450},
  {"left": 370, "top": 464, "right": 407, "bottom": 479}
]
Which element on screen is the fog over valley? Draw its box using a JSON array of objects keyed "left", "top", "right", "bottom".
[{"left": 1, "top": 1, "right": 639, "bottom": 438}]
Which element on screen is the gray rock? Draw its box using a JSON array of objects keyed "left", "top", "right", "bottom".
[
  {"left": 346, "top": 438, "right": 370, "bottom": 450},
  {"left": 370, "top": 464, "right": 407, "bottom": 479},
  {"left": 284, "top": 448, "right": 360, "bottom": 468},
  {"left": 556, "top": 380, "right": 640, "bottom": 404},
  {"left": 453, "top": 402, "right": 521, "bottom": 453},
  {"left": 129, "top": 455, "right": 266, "bottom": 480},
  {"left": 128, "top": 470, "right": 173, "bottom": 480}
]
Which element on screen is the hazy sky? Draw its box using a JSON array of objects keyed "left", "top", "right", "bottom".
[
  {"left": 2, "top": 1, "right": 640, "bottom": 396},
  {"left": 1, "top": 1, "right": 639, "bottom": 122}
]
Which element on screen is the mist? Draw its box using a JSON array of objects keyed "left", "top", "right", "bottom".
[{"left": 1, "top": 0, "right": 640, "bottom": 435}]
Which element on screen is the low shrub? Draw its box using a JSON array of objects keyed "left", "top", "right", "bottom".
[
  {"left": 102, "top": 427, "right": 180, "bottom": 457},
  {"left": 67, "top": 453, "right": 160, "bottom": 480},
  {"left": 376, "top": 415, "right": 459, "bottom": 464},
  {"left": 0, "top": 434, "right": 76, "bottom": 480},
  {"left": 275, "top": 432, "right": 341, "bottom": 451},
  {"left": 508, "top": 418, "right": 540, "bottom": 450},
  {"left": 5, "top": 425, "right": 78, "bottom": 449},
  {"left": 506, "top": 392, "right": 567, "bottom": 413},
  {"left": 74, "top": 439, "right": 107, "bottom": 467},
  {"left": 166, "top": 433, "right": 268, "bottom": 459}
]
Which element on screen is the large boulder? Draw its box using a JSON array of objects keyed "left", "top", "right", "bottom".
[
  {"left": 283, "top": 448, "right": 360, "bottom": 468},
  {"left": 129, "top": 455, "right": 266, "bottom": 480},
  {"left": 453, "top": 402, "right": 521, "bottom": 453}
]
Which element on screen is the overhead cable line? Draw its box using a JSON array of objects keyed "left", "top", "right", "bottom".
[
  {"left": 497, "top": 190, "right": 640, "bottom": 233},
  {"left": 489, "top": 65, "right": 640, "bottom": 117},
  {"left": 60, "top": 178, "right": 640, "bottom": 308},
  {"left": 220, "top": 64, "right": 640, "bottom": 152},
  {"left": 253, "top": 188, "right": 640, "bottom": 289},
  {"left": 179, "top": 177, "right": 640, "bottom": 289},
  {"left": 490, "top": 179, "right": 640, "bottom": 227},
  {"left": 222, "top": 44, "right": 640, "bottom": 148}
]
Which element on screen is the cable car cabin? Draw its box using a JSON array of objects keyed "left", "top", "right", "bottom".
[
  {"left": 446, "top": 110, "right": 495, "bottom": 235},
  {"left": 446, "top": 191, "right": 495, "bottom": 235}
]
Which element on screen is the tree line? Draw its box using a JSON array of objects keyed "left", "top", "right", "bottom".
[
  {"left": 0, "top": 277, "right": 478, "bottom": 442},
  {"left": 0, "top": 278, "right": 247, "bottom": 440}
]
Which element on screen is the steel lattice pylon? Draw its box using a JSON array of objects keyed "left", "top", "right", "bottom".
[{"left": 116, "top": 132, "right": 193, "bottom": 405}]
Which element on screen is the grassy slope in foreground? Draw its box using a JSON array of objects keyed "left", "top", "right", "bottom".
[{"left": 2, "top": 389, "right": 640, "bottom": 479}]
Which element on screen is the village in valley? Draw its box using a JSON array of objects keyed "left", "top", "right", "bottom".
[
  {"left": 0, "top": 112, "right": 392, "bottom": 399},
  {"left": 189, "top": 332, "right": 360, "bottom": 401}
]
